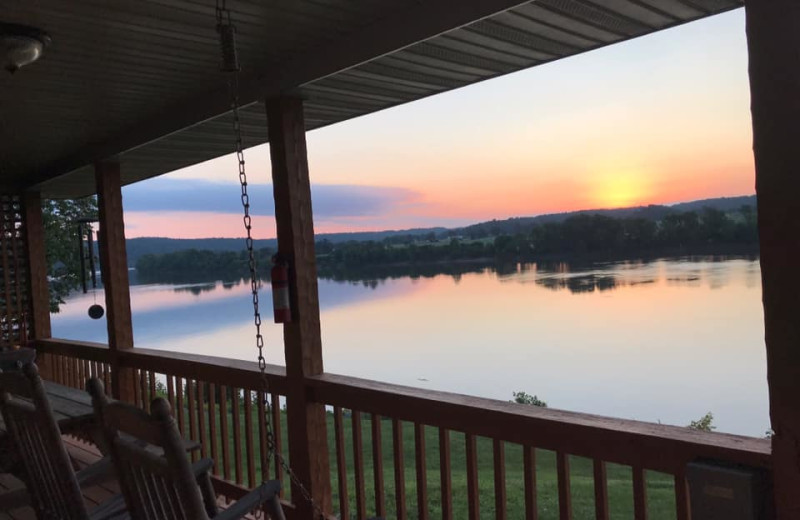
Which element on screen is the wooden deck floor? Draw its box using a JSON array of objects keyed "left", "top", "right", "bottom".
[
  {"left": 0, "top": 436, "right": 260, "bottom": 519},
  {"left": 0, "top": 436, "right": 119, "bottom": 520}
]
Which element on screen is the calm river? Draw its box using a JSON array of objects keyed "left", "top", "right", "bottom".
[{"left": 51, "top": 256, "right": 768, "bottom": 437}]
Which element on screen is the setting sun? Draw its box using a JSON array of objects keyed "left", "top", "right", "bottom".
[{"left": 590, "top": 172, "right": 652, "bottom": 209}]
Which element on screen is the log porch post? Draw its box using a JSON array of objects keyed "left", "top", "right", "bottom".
[
  {"left": 745, "top": 2, "right": 800, "bottom": 518},
  {"left": 266, "top": 97, "right": 332, "bottom": 518},
  {"left": 23, "top": 191, "right": 52, "bottom": 377},
  {"left": 94, "top": 161, "right": 135, "bottom": 402}
]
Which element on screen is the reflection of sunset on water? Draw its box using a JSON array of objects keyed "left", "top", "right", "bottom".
[{"left": 52, "top": 257, "right": 765, "bottom": 436}]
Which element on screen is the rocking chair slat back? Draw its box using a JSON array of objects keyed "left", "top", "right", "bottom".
[
  {"left": 0, "top": 363, "right": 89, "bottom": 519},
  {"left": 87, "top": 378, "right": 212, "bottom": 520}
]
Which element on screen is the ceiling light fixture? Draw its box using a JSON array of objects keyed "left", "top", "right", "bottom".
[{"left": 1, "top": 22, "right": 51, "bottom": 74}]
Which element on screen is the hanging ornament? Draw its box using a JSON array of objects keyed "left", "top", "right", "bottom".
[
  {"left": 77, "top": 217, "right": 105, "bottom": 320},
  {"left": 88, "top": 304, "right": 104, "bottom": 320}
]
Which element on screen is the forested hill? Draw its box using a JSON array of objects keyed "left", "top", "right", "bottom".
[
  {"left": 126, "top": 195, "right": 754, "bottom": 265},
  {"left": 126, "top": 228, "right": 446, "bottom": 265},
  {"left": 455, "top": 195, "right": 755, "bottom": 239}
]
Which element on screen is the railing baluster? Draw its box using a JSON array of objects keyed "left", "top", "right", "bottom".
[
  {"left": 103, "top": 363, "right": 111, "bottom": 395},
  {"left": 494, "top": 439, "right": 507, "bottom": 520},
  {"left": 557, "top": 452, "right": 572, "bottom": 520},
  {"left": 232, "top": 388, "right": 243, "bottom": 484},
  {"left": 334, "top": 407, "right": 350, "bottom": 520},
  {"left": 134, "top": 369, "right": 143, "bottom": 409},
  {"left": 197, "top": 381, "right": 208, "bottom": 459},
  {"left": 352, "top": 410, "right": 367, "bottom": 519},
  {"left": 52, "top": 355, "right": 59, "bottom": 384},
  {"left": 78, "top": 359, "right": 85, "bottom": 389},
  {"left": 142, "top": 369, "right": 150, "bottom": 410},
  {"left": 175, "top": 377, "right": 185, "bottom": 434},
  {"left": 219, "top": 385, "right": 231, "bottom": 482},
  {"left": 256, "top": 390, "right": 267, "bottom": 480},
  {"left": 371, "top": 413, "right": 386, "bottom": 518},
  {"left": 209, "top": 383, "right": 218, "bottom": 471},
  {"left": 466, "top": 433, "right": 479, "bottom": 520},
  {"left": 166, "top": 375, "right": 175, "bottom": 410},
  {"left": 674, "top": 469, "right": 690, "bottom": 520},
  {"left": 415, "top": 423, "right": 429, "bottom": 520},
  {"left": 187, "top": 379, "right": 197, "bottom": 461},
  {"left": 524, "top": 446, "right": 538, "bottom": 520},
  {"left": 392, "top": 418, "right": 407, "bottom": 520},
  {"left": 148, "top": 370, "right": 156, "bottom": 402},
  {"left": 593, "top": 460, "right": 609, "bottom": 520},
  {"left": 633, "top": 466, "right": 648, "bottom": 520},
  {"left": 244, "top": 389, "right": 255, "bottom": 488},
  {"left": 271, "top": 393, "right": 283, "bottom": 495},
  {"left": 439, "top": 428, "right": 453, "bottom": 520}
]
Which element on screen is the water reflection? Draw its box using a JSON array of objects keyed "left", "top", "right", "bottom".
[
  {"left": 174, "top": 283, "right": 217, "bottom": 295},
  {"left": 319, "top": 254, "right": 758, "bottom": 295},
  {"left": 536, "top": 274, "right": 620, "bottom": 293},
  {"left": 52, "top": 255, "right": 767, "bottom": 436}
]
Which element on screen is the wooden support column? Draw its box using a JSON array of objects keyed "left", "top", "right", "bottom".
[
  {"left": 94, "top": 161, "right": 135, "bottom": 402},
  {"left": 745, "top": 2, "right": 800, "bottom": 518},
  {"left": 23, "top": 191, "right": 52, "bottom": 377},
  {"left": 266, "top": 97, "right": 332, "bottom": 517}
]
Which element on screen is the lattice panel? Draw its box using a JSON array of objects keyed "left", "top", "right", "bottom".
[{"left": 0, "top": 194, "right": 31, "bottom": 349}]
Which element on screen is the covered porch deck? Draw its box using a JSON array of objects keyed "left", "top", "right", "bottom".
[{"left": 2, "top": 0, "right": 799, "bottom": 518}]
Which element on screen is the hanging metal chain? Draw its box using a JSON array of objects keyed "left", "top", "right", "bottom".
[{"left": 215, "top": 3, "right": 328, "bottom": 519}]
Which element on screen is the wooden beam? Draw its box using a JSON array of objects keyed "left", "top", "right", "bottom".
[
  {"left": 22, "top": 191, "right": 51, "bottom": 340},
  {"left": 266, "top": 96, "right": 332, "bottom": 518},
  {"left": 22, "top": 191, "right": 52, "bottom": 377},
  {"left": 34, "top": 0, "right": 531, "bottom": 185},
  {"left": 94, "top": 161, "right": 135, "bottom": 402},
  {"left": 746, "top": 2, "right": 800, "bottom": 518}
]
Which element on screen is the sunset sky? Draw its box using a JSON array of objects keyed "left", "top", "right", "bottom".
[{"left": 122, "top": 9, "right": 755, "bottom": 239}]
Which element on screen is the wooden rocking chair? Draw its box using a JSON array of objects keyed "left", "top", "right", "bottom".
[
  {"left": 0, "top": 347, "right": 36, "bottom": 473},
  {"left": 86, "top": 378, "right": 285, "bottom": 520},
  {"left": 0, "top": 363, "right": 126, "bottom": 519}
]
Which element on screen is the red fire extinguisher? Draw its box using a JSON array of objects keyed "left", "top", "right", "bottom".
[{"left": 271, "top": 254, "right": 292, "bottom": 323}]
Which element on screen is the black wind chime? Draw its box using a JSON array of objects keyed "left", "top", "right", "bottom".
[{"left": 76, "top": 217, "right": 104, "bottom": 320}]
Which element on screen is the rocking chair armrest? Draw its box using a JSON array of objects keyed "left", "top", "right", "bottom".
[
  {"left": 76, "top": 456, "right": 115, "bottom": 488},
  {"left": 192, "top": 457, "right": 215, "bottom": 478},
  {"left": 0, "top": 486, "right": 30, "bottom": 511},
  {"left": 214, "top": 480, "right": 284, "bottom": 520}
]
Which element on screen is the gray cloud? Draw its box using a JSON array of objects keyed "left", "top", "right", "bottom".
[{"left": 122, "top": 177, "right": 419, "bottom": 218}]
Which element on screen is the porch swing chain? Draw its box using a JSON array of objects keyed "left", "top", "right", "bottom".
[{"left": 215, "top": 2, "right": 328, "bottom": 518}]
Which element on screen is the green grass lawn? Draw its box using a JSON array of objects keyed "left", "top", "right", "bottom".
[
  {"left": 325, "top": 415, "right": 676, "bottom": 520},
  {"left": 181, "top": 399, "right": 678, "bottom": 520}
]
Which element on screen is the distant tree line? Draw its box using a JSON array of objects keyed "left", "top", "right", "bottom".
[
  {"left": 318, "top": 205, "right": 757, "bottom": 267},
  {"left": 136, "top": 248, "right": 275, "bottom": 283},
  {"left": 135, "top": 205, "right": 758, "bottom": 281}
]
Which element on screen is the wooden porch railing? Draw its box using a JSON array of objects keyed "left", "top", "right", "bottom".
[{"left": 35, "top": 338, "right": 771, "bottom": 520}]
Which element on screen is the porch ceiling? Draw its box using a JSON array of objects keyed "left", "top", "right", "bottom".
[{"left": 1, "top": 0, "right": 743, "bottom": 199}]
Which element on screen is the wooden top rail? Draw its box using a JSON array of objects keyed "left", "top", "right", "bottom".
[
  {"left": 119, "top": 348, "right": 289, "bottom": 394},
  {"left": 34, "top": 338, "right": 290, "bottom": 394},
  {"left": 307, "top": 373, "right": 771, "bottom": 475},
  {"left": 36, "top": 337, "right": 111, "bottom": 362}
]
